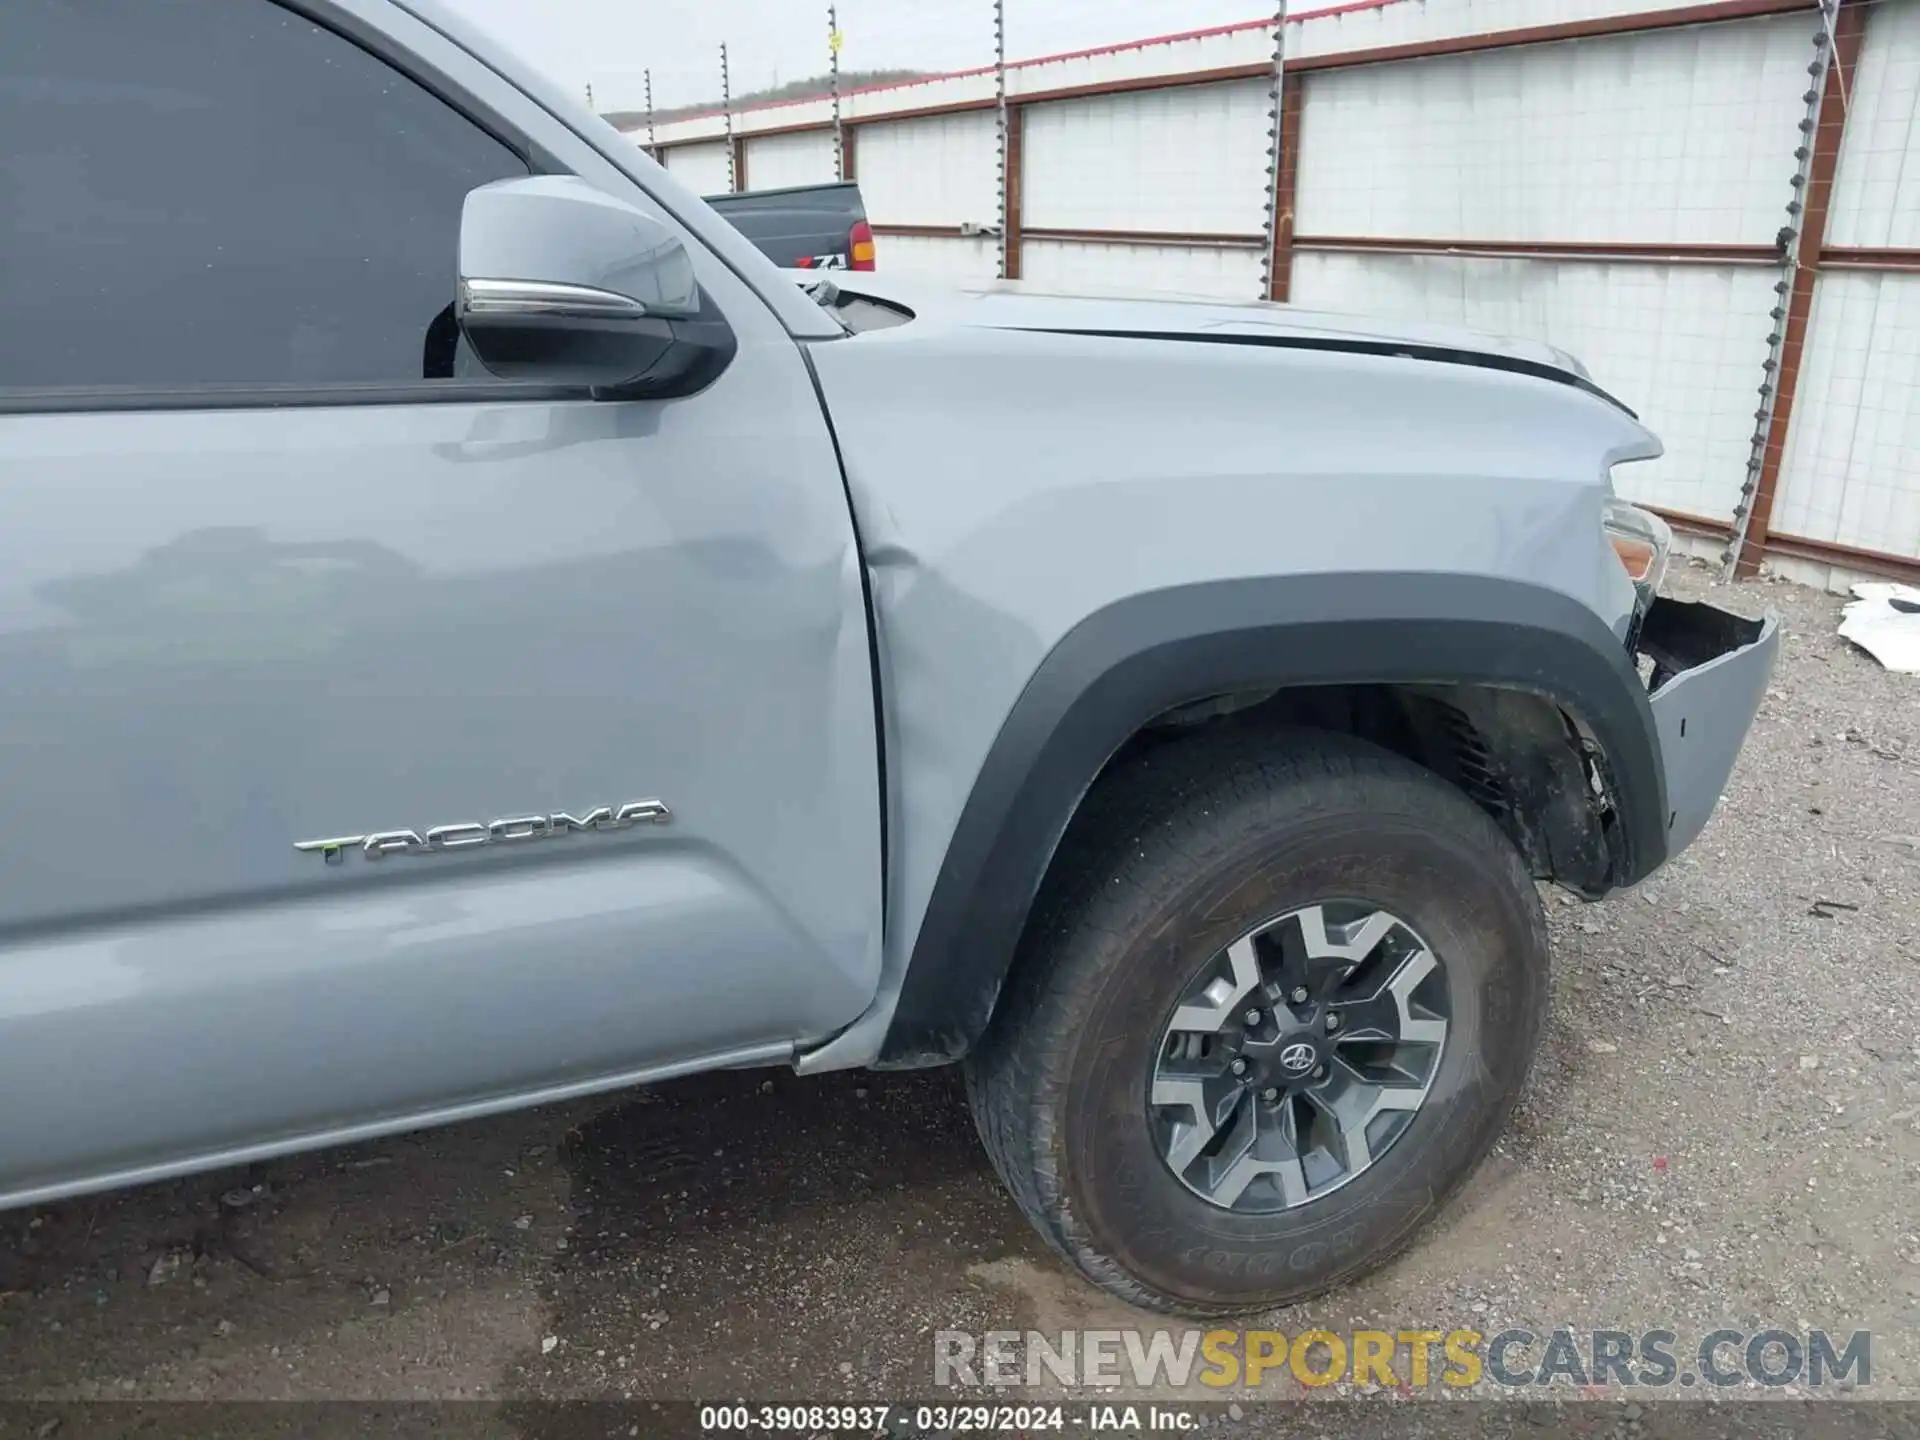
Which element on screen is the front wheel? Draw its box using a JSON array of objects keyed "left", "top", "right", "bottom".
[{"left": 963, "top": 728, "right": 1549, "bottom": 1315}]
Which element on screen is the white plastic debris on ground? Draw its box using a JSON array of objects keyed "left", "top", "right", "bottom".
[{"left": 1837, "top": 583, "right": 1920, "bottom": 672}]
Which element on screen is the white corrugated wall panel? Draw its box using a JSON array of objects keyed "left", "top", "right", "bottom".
[
  {"left": 744, "top": 131, "right": 838, "bottom": 191},
  {"left": 1827, "top": 0, "right": 1920, "bottom": 249},
  {"left": 1770, "top": 273, "right": 1920, "bottom": 559},
  {"left": 1012, "top": 24, "right": 1269, "bottom": 100},
  {"left": 652, "top": 115, "right": 725, "bottom": 145},
  {"left": 1290, "top": 0, "right": 1727, "bottom": 65},
  {"left": 855, "top": 114, "right": 999, "bottom": 228},
  {"left": 1022, "top": 81, "right": 1272, "bottom": 234},
  {"left": 741, "top": 99, "right": 834, "bottom": 135},
  {"left": 1770, "top": 0, "right": 1920, "bottom": 562},
  {"left": 1290, "top": 251, "right": 1774, "bottom": 521},
  {"left": 662, "top": 141, "right": 733, "bottom": 196},
  {"left": 1296, "top": 15, "right": 1811, "bottom": 244},
  {"left": 1022, "top": 240, "right": 1264, "bottom": 300},
  {"left": 846, "top": 72, "right": 994, "bottom": 124},
  {"left": 870, "top": 234, "right": 1001, "bottom": 284}
]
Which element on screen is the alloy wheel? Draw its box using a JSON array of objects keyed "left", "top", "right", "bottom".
[{"left": 1149, "top": 901, "right": 1450, "bottom": 1213}]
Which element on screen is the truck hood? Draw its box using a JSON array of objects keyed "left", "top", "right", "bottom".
[{"left": 797, "top": 270, "right": 1624, "bottom": 410}]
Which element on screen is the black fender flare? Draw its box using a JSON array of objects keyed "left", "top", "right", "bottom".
[{"left": 876, "top": 573, "right": 1666, "bottom": 1068}]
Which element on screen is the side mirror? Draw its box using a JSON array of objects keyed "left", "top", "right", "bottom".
[{"left": 457, "top": 176, "right": 734, "bottom": 397}]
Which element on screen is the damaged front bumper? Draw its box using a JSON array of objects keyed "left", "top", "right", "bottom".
[{"left": 1636, "top": 597, "right": 1780, "bottom": 859}]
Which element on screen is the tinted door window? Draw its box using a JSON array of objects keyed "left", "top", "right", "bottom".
[{"left": 0, "top": 0, "right": 528, "bottom": 392}]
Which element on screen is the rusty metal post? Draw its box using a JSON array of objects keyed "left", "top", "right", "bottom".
[
  {"left": 1727, "top": 0, "right": 1864, "bottom": 578},
  {"left": 1003, "top": 104, "right": 1024, "bottom": 279},
  {"left": 1269, "top": 85, "right": 1304, "bottom": 302},
  {"left": 1259, "top": 0, "right": 1291, "bottom": 301}
]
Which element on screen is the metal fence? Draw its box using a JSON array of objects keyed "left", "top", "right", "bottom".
[{"left": 631, "top": 0, "right": 1920, "bottom": 588}]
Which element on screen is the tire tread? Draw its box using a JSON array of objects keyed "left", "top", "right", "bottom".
[{"left": 964, "top": 725, "right": 1548, "bottom": 1315}]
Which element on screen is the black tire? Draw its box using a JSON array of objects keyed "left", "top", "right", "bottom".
[{"left": 963, "top": 725, "right": 1549, "bottom": 1315}]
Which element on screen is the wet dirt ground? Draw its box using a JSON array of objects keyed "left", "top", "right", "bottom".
[{"left": 2, "top": 563, "right": 1917, "bottom": 1438}]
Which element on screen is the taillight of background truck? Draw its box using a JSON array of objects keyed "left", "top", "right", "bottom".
[{"left": 849, "top": 219, "right": 875, "bottom": 271}]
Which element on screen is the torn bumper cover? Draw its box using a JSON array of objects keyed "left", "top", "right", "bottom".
[{"left": 1636, "top": 597, "right": 1780, "bottom": 858}]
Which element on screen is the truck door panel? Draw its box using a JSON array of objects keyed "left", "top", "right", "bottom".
[{"left": 0, "top": 0, "right": 880, "bottom": 1200}]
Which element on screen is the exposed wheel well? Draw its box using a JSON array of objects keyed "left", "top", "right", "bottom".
[
  {"left": 946, "top": 683, "right": 1608, "bottom": 1074},
  {"left": 1099, "top": 682, "right": 1622, "bottom": 896}
]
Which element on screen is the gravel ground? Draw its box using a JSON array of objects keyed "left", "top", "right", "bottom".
[{"left": 0, "top": 560, "right": 1916, "bottom": 1437}]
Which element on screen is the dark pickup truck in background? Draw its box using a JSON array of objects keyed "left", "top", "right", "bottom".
[{"left": 707, "top": 180, "right": 875, "bottom": 272}]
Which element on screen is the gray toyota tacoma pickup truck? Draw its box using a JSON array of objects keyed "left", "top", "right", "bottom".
[{"left": 2, "top": 0, "right": 1778, "bottom": 1315}]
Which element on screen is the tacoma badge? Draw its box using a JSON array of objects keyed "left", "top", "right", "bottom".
[{"left": 295, "top": 801, "right": 670, "bottom": 865}]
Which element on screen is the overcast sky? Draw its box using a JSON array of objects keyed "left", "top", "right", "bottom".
[{"left": 447, "top": 0, "right": 1268, "bottom": 112}]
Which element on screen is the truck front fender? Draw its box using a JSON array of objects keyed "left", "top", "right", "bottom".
[{"left": 874, "top": 572, "right": 1665, "bottom": 1068}]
